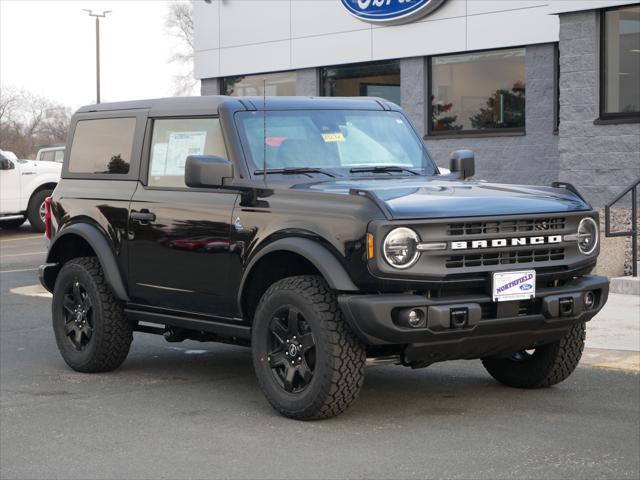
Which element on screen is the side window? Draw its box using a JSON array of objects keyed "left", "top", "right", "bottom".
[
  {"left": 54, "top": 150, "right": 64, "bottom": 162},
  {"left": 41, "top": 151, "right": 55, "bottom": 162},
  {"left": 148, "top": 118, "right": 226, "bottom": 188},
  {"left": 69, "top": 118, "right": 136, "bottom": 174}
]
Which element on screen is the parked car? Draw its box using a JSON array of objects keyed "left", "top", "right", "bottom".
[
  {"left": 39, "top": 96, "right": 608, "bottom": 420},
  {"left": 36, "top": 145, "right": 65, "bottom": 163},
  {"left": 1, "top": 149, "right": 61, "bottom": 231}
]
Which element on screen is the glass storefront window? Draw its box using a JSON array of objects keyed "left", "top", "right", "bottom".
[
  {"left": 430, "top": 48, "right": 526, "bottom": 134},
  {"left": 321, "top": 60, "right": 400, "bottom": 104},
  {"left": 602, "top": 5, "right": 640, "bottom": 118},
  {"left": 222, "top": 71, "right": 296, "bottom": 96}
]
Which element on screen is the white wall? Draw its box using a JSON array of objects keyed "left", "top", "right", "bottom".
[{"left": 194, "top": 0, "right": 562, "bottom": 79}]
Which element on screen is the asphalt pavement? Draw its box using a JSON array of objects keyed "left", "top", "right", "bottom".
[{"left": 1, "top": 224, "right": 639, "bottom": 479}]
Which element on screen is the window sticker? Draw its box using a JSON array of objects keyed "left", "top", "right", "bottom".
[
  {"left": 150, "top": 143, "right": 168, "bottom": 176},
  {"left": 164, "top": 131, "right": 207, "bottom": 175},
  {"left": 321, "top": 132, "right": 345, "bottom": 143}
]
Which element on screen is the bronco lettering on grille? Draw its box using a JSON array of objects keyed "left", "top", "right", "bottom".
[{"left": 451, "top": 235, "right": 562, "bottom": 250}]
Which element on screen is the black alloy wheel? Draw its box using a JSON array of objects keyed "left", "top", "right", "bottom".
[
  {"left": 52, "top": 257, "right": 132, "bottom": 373},
  {"left": 252, "top": 275, "right": 366, "bottom": 420},
  {"left": 267, "top": 306, "right": 316, "bottom": 393},
  {"left": 62, "top": 281, "right": 94, "bottom": 351}
]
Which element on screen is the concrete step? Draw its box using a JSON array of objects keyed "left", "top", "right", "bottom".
[{"left": 610, "top": 276, "right": 640, "bottom": 295}]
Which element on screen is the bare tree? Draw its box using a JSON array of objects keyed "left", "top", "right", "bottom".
[
  {"left": 165, "top": 1, "right": 198, "bottom": 96},
  {"left": 0, "top": 87, "right": 71, "bottom": 158}
]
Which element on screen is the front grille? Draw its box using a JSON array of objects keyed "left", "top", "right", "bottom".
[
  {"left": 445, "top": 248, "right": 565, "bottom": 269},
  {"left": 447, "top": 217, "right": 566, "bottom": 236}
]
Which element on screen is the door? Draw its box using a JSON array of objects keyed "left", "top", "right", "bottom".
[
  {"left": 0, "top": 155, "right": 21, "bottom": 214},
  {"left": 127, "top": 117, "right": 239, "bottom": 317}
]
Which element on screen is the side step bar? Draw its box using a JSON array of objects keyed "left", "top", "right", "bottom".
[{"left": 124, "top": 308, "right": 251, "bottom": 340}]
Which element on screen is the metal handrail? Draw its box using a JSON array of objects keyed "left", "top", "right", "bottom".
[{"left": 605, "top": 176, "right": 639, "bottom": 277}]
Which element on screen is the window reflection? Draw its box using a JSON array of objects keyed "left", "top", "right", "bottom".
[
  {"left": 68, "top": 118, "right": 135, "bottom": 174},
  {"left": 430, "top": 49, "right": 526, "bottom": 133},
  {"left": 222, "top": 71, "right": 297, "bottom": 96},
  {"left": 321, "top": 60, "right": 400, "bottom": 104},
  {"left": 603, "top": 5, "right": 640, "bottom": 116}
]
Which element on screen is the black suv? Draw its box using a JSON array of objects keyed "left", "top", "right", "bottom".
[{"left": 40, "top": 96, "right": 609, "bottom": 420}]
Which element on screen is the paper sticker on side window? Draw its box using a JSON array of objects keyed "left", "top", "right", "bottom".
[{"left": 165, "top": 131, "right": 207, "bottom": 174}]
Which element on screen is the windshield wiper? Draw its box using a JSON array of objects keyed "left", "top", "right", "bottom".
[
  {"left": 254, "top": 167, "right": 336, "bottom": 178},
  {"left": 349, "top": 166, "right": 420, "bottom": 175}
]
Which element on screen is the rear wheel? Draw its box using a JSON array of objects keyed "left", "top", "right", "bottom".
[
  {"left": 482, "top": 322, "right": 586, "bottom": 388},
  {"left": 252, "top": 275, "right": 366, "bottom": 420},
  {"left": 52, "top": 257, "right": 133, "bottom": 372},
  {"left": 0, "top": 218, "right": 26, "bottom": 229},
  {"left": 27, "top": 189, "right": 52, "bottom": 232}
]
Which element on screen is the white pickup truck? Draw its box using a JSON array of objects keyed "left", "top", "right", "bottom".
[{"left": 0, "top": 149, "right": 61, "bottom": 232}]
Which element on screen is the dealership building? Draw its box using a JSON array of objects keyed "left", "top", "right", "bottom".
[{"left": 193, "top": 0, "right": 640, "bottom": 207}]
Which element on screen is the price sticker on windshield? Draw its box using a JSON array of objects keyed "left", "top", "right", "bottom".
[
  {"left": 492, "top": 270, "right": 536, "bottom": 302},
  {"left": 321, "top": 132, "right": 345, "bottom": 143}
]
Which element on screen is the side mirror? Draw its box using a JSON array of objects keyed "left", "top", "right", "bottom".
[
  {"left": 449, "top": 149, "right": 475, "bottom": 179},
  {"left": 0, "top": 158, "right": 15, "bottom": 170},
  {"left": 185, "top": 155, "right": 233, "bottom": 188}
]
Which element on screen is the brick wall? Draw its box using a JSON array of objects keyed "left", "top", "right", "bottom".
[{"left": 558, "top": 10, "right": 640, "bottom": 207}]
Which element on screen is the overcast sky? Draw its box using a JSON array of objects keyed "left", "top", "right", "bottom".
[{"left": 0, "top": 0, "right": 192, "bottom": 110}]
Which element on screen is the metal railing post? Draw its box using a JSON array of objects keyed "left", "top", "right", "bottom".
[
  {"left": 604, "top": 176, "right": 639, "bottom": 278},
  {"left": 632, "top": 185, "right": 637, "bottom": 277}
]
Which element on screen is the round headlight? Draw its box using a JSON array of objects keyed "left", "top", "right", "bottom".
[
  {"left": 576, "top": 217, "right": 599, "bottom": 255},
  {"left": 383, "top": 227, "right": 420, "bottom": 269}
]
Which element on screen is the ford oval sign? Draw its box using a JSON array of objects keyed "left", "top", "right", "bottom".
[{"left": 341, "top": 0, "right": 447, "bottom": 25}]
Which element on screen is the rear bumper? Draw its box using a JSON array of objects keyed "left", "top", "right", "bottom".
[{"left": 338, "top": 275, "right": 609, "bottom": 363}]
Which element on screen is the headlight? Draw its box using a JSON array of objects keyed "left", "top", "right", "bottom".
[
  {"left": 383, "top": 227, "right": 420, "bottom": 269},
  {"left": 576, "top": 217, "right": 598, "bottom": 255}
]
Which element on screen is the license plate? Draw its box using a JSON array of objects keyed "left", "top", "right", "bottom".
[{"left": 492, "top": 270, "right": 536, "bottom": 302}]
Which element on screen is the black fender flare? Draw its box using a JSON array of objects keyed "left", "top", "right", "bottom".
[
  {"left": 238, "top": 237, "right": 359, "bottom": 309},
  {"left": 46, "top": 223, "right": 130, "bottom": 301}
]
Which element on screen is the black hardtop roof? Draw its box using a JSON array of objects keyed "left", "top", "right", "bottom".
[{"left": 75, "top": 96, "right": 397, "bottom": 115}]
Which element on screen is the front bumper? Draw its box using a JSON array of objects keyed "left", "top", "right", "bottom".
[{"left": 338, "top": 275, "right": 609, "bottom": 364}]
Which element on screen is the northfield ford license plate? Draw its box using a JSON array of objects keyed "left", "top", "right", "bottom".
[{"left": 492, "top": 270, "right": 536, "bottom": 302}]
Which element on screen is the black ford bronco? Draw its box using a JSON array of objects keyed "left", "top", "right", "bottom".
[{"left": 40, "top": 96, "right": 609, "bottom": 420}]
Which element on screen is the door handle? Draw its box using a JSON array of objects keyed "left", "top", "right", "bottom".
[{"left": 130, "top": 210, "right": 156, "bottom": 224}]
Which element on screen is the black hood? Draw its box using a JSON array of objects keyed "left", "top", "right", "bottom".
[{"left": 297, "top": 177, "right": 591, "bottom": 219}]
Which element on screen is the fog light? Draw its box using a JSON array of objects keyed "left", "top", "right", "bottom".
[
  {"left": 584, "top": 291, "right": 596, "bottom": 310},
  {"left": 408, "top": 310, "right": 423, "bottom": 327},
  {"left": 395, "top": 307, "right": 426, "bottom": 328}
]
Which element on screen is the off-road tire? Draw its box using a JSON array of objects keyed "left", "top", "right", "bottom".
[
  {"left": 27, "top": 189, "right": 52, "bottom": 232},
  {"left": 252, "top": 275, "right": 366, "bottom": 420},
  {"left": 52, "top": 257, "right": 133, "bottom": 372},
  {"left": 0, "top": 218, "right": 26, "bottom": 229},
  {"left": 482, "top": 322, "right": 586, "bottom": 388}
]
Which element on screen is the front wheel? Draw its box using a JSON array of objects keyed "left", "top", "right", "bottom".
[
  {"left": 252, "top": 275, "right": 366, "bottom": 420},
  {"left": 482, "top": 322, "right": 586, "bottom": 388}
]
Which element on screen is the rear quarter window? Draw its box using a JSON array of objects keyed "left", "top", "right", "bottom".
[{"left": 68, "top": 118, "right": 136, "bottom": 174}]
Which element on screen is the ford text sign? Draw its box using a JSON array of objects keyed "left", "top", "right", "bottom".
[{"left": 340, "top": 0, "right": 447, "bottom": 25}]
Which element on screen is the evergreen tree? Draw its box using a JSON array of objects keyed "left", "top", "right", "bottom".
[
  {"left": 431, "top": 95, "right": 463, "bottom": 131},
  {"left": 470, "top": 81, "right": 525, "bottom": 129}
]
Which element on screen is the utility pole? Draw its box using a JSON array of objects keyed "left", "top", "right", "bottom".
[{"left": 83, "top": 10, "right": 111, "bottom": 104}]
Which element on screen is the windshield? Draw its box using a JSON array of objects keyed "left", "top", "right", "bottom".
[{"left": 235, "top": 110, "right": 437, "bottom": 176}]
